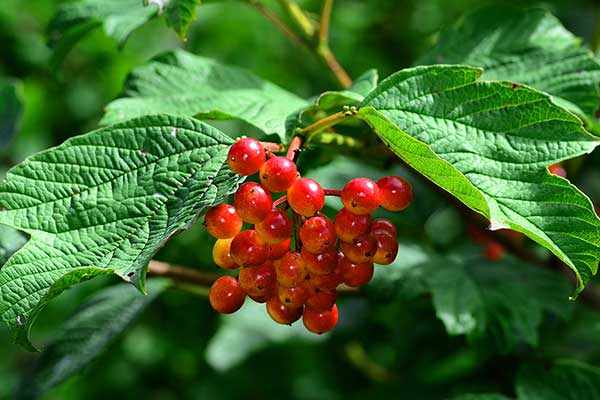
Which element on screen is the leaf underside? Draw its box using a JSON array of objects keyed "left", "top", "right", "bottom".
[
  {"left": 361, "top": 65, "right": 600, "bottom": 295},
  {"left": 0, "top": 114, "right": 243, "bottom": 349}
]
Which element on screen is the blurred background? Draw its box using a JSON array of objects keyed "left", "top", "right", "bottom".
[{"left": 1, "top": 0, "right": 600, "bottom": 399}]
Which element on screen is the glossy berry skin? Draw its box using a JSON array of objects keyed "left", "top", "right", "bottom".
[
  {"left": 372, "top": 230, "right": 399, "bottom": 265},
  {"left": 341, "top": 177, "right": 381, "bottom": 215},
  {"left": 340, "top": 257, "right": 374, "bottom": 287},
  {"left": 305, "top": 289, "right": 336, "bottom": 312},
  {"left": 309, "top": 272, "right": 340, "bottom": 292},
  {"left": 209, "top": 276, "right": 246, "bottom": 314},
  {"left": 227, "top": 137, "right": 266, "bottom": 176},
  {"left": 269, "top": 238, "right": 291, "bottom": 260},
  {"left": 303, "top": 304, "right": 339, "bottom": 334},
  {"left": 287, "top": 178, "right": 325, "bottom": 217},
  {"left": 204, "top": 204, "right": 243, "bottom": 239},
  {"left": 274, "top": 251, "right": 306, "bottom": 287},
  {"left": 371, "top": 219, "right": 397, "bottom": 237},
  {"left": 212, "top": 238, "right": 238, "bottom": 270},
  {"left": 301, "top": 246, "right": 337, "bottom": 276},
  {"left": 300, "top": 215, "right": 336, "bottom": 253},
  {"left": 238, "top": 263, "right": 276, "bottom": 298},
  {"left": 334, "top": 208, "right": 371, "bottom": 243},
  {"left": 249, "top": 292, "right": 272, "bottom": 303},
  {"left": 278, "top": 284, "right": 310, "bottom": 308},
  {"left": 267, "top": 297, "right": 303, "bottom": 325},
  {"left": 339, "top": 234, "right": 377, "bottom": 264},
  {"left": 259, "top": 156, "right": 298, "bottom": 192},
  {"left": 377, "top": 176, "right": 413, "bottom": 211},
  {"left": 255, "top": 209, "right": 292, "bottom": 244},
  {"left": 233, "top": 182, "right": 273, "bottom": 224},
  {"left": 548, "top": 163, "right": 567, "bottom": 178},
  {"left": 230, "top": 230, "right": 269, "bottom": 267},
  {"left": 484, "top": 242, "right": 505, "bottom": 261}
]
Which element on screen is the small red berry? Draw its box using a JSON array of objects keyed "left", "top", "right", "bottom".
[
  {"left": 230, "top": 230, "right": 269, "bottom": 267},
  {"left": 548, "top": 163, "right": 567, "bottom": 178},
  {"left": 274, "top": 251, "right": 306, "bottom": 287},
  {"left": 269, "top": 238, "right": 291, "bottom": 260},
  {"left": 287, "top": 178, "right": 325, "bottom": 217},
  {"left": 484, "top": 242, "right": 505, "bottom": 261},
  {"left": 233, "top": 182, "right": 273, "bottom": 224},
  {"left": 204, "top": 204, "right": 243, "bottom": 239},
  {"left": 371, "top": 230, "right": 399, "bottom": 265},
  {"left": 259, "top": 156, "right": 298, "bottom": 192},
  {"left": 300, "top": 215, "right": 336, "bottom": 253},
  {"left": 371, "top": 219, "right": 397, "bottom": 237},
  {"left": 339, "top": 234, "right": 377, "bottom": 264},
  {"left": 303, "top": 304, "right": 339, "bottom": 334},
  {"left": 212, "top": 238, "right": 238, "bottom": 270},
  {"left": 308, "top": 272, "right": 340, "bottom": 292},
  {"left": 227, "top": 137, "right": 266, "bottom": 176},
  {"left": 305, "top": 289, "right": 337, "bottom": 312},
  {"left": 340, "top": 256, "right": 374, "bottom": 287},
  {"left": 377, "top": 176, "right": 413, "bottom": 211},
  {"left": 267, "top": 297, "right": 303, "bottom": 325},
  {"left": 255, "top": 209, "right": 293, "bottom": 244},
  {"left": 238, "top": 263, "right": 276, "bottom": 298},
  {"left": 341, "top": 177, "right": 381, "bottom": 215},
  {"left": 278, "top": 284, "right": 310, "bottom": 308},
  {"left": 209, "top": 276, "right": 246, "bottom": 314},
  {"left": 334, "top": 208, "right": 371, "bottom": 243},
  {"left": 300, "top": 246, "right": 337, "bottom": 276}
]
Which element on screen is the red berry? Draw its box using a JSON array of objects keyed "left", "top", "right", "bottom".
[
  {"left": 278, "top": 284, "right": 310, "bottom": 308},
  {"left": 269, "top": 238, "right": 291, "bottom": 260},
  {"left": 204, "top": 204, "right": 243, "bottom": 239},
  {"left": 274, "top": 251, "right": 306, "bottom": 287},
  {"left": 267, "top": 297, "right": 303, "bottom": 325},
  {"left": 371, "top": 230, "right": 399, "bottom": 265},
  {"left": 256, "top": 209, "right": 292, "bottom": 244},
  {"left": 371, "top": 219, "right": 397, "bottom": 237},
  {"left": 341, "top": 178, "right": 381, "bottom": 215},
  {"left": 212, "top": 238, "right": 238, "bottom": 270},
  {"left": 248, "top": 293, "right": 272, "bottom": 303},
  {"left": 339, "top": 234, "right": 377, "bottom": 263},
  {"left": 230, "top": 230, "right": 269, "bottom": 267},
  {"left": 209, "top": 276, "right": 246, "bottom": 314},
  {"left": 303, "top": 304, "right": 339, "bottom": 334},
  {"left": 227, "top": 137, "right": 266, "bottom": 176},
  {"left": 340, "top": 256, "right": 374, "bottom": 287},
  {"left": 259, "top": 156, "right": 298, "bottom": 192},
  {"left": 308, "top": 272, "right": 340, "bottom": 292},
  {"left": 305, "top": 289, "right": 337, "bottom": 312},
  {"left": 233, "top": 182, "right": 273, "bottom": 224},
  {"left": 287, "top": 178, "right": 325, "bottom": 217},
  {"left": 334, "top": 208, "right": 371, "bottom": 243},
  {"left": 300, "top": 215, "right": 336, "bottom": 253},
  {"left": 300, "top": 246, "right": 337, "bottom": 276},
  {"left": 484, "top": 242, "right": 505, "bottom": 261},
  {"left": 377, "top": 176, "right": 413, "bottom": 211},
  {"left": 548, "top": 163, "right": 567, "bottom": 178},
  {"left": 238, "top": 263, "right": 276, "bottom": 298}
]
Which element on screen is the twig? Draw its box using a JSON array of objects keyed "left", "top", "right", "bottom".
[
  {"left": 297, "top": 109, "right": 354, "bottom": 140},
  {"left": 247, "top": 0, "right": 305, "bottom": 47},
  {"left": 318, "top": 0, "right": 334, "bottom": 45},
  {"left": 276, "top": 0, "right": 316, "bottom": 39}
]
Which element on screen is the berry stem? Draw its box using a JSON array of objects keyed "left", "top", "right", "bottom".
[
  {"left": 286, "top": 135, "right": 304, "bottom": 161},
  {"left": 324, "top": 189, "right": 341, "bottom": 197},
  {"left": 260, "top": 141, "right": 286, "bottom": 153},
  {"left": 272, "top": 195, "right": 288, "bottom": 208},
  {"left": 296, "top": 110, "right": 355, "bottom": 142}
]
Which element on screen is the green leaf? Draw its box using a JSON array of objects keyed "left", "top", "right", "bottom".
[
  {"left": 0, "top": 77, "right": 24, "bottom": 149},
  {"left": 147, "top": 0, "right": 202, "bottom": 39},
  {"left": 0, "top": 114, "right": 243, "bottom": 349},
  {"left": 516, "top": 360, "right": 600, "bottom": 399},
  {"left": 417, "top": 8, "right": 600, "bottom": 117},
  {"left": 450, "top": 394, "right": 510, "bottom": 400},
  {"left": 102, "top": 49, "right": 308, "bottom": 141},
  {"left": 360, "top": 65, "right": 600, "bottom": 296},
  {"left": 17, "top": 279, "right": 170, "bottom": 400},
  {"left": 47, "top": 0, "right": 158, "bottom": 47},
  {"left": 205, "top": 301, "right": 324, "bottom": 372}
]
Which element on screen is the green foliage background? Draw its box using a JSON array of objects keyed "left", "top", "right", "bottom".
[{"left": 1, "top": 0, "right": 600, "bottom": 399}]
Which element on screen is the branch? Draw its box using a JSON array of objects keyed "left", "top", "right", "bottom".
[
  {"left": 247, "top": 0, "right": 305, "bottom": 47},
  {"left": 318, "top": 0, "right": 334, "bottom": 45}
]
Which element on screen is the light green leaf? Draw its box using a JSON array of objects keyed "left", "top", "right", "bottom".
[
  {"left": 0, "top": 77, "right": 24, "bottom": 149},
  {"left": 417, "top": 8, "right": 600, "bottom": 117},
  {"left": 102, "top": 49, "right": 308, "bottom": 141},
  {"left": 151, "top": 0, "right": 202, "bottom": 39},
  {"left": 17, "top": 279, "right": 170, "bottom": 400},
  {"left": 517, "top": 360, "right": 600, "bottom": 400},
  {"left": 205, "top": 301, "right": 324, "bottom": 372},
  {"left": 0, "top": 114, "right": 243, "bottom": 349},
  {"left": 360, "top": 65, "right": 600, "bottom": 295}
]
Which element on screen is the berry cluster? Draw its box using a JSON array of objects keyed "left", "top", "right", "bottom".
[{"left": 205, "top": 137, "right": 413, "bottom": 334}]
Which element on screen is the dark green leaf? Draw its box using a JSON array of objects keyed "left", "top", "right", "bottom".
[
  {"left": 17, "top": 279, "right": 170, "bottom": 400},
  {"left": 0, "top": 225, "right": 27, "bottom": 267},
  {"left": 0, "top": 114, "right": 243, "bottom": 349},
  {"left": 418, "top": 8, "right": 600, "bottom": 117},
  {"left": 450, "top": 394, "right": 510, "bottom": 400},
  {"left": 0, "top": 77, "right": 24, "bottom": 149},
  {"left": 360, "top": 65, "right": 600, "bottom": 296},
  {"left": 102, "top": 49, "right": 308, "bottom": 141},
  {"left": 517, "top": 360, "right": 600, "bottom": 399}
]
